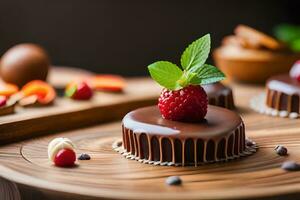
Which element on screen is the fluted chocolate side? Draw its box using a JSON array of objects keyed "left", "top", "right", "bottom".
[
  {"left": 265, "top": 74, "right": 300, "bottom": 115},
  {"left": 266, "top": 88, "right": 300, "bottom": 113},
  {"left": 121, "top": 123, "right": 245, "bottom": 166},
  {"left": 208, "top": 90, "right": 235, "bottom": 110},
  {"left": 203, "top": 83, "right": 235, "bottom": 110}
]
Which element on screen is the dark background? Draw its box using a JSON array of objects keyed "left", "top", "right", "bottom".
[{"left": 0, "top": 0, "right": 299, "bottom": 76}]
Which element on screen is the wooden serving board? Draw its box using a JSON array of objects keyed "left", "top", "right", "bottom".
[
  {"left": 1, "top": 83, "right": 300, "bottom": 199},
  {"left": 0, "top": 67, "right": 161, "bottom": 144}
]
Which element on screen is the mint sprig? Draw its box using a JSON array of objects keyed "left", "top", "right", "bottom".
[
  {"left": 190, "top": 64, "right": 225, "bottom": 85},
  {"left": 181, "top": 34, "right": 211, "bottom": 70},
  {"left": 148, "top": 61, "right": 183, "bottom": 90},
  {"left": 147, "top": 34, "right": 225, "bottom": 90}
]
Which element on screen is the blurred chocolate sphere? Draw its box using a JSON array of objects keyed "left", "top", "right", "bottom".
[{"left": 0, "top": 43, "right": 50, "bottom": 87}]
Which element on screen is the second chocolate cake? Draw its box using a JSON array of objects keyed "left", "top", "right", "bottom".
[
  {"left": 266, "top": 74, "right": 300, "bottom": 118},
  {"left": 203, "top": 83, "right": 235, "bottom": 110},
  {"left": 250, "top": 60, "right": 300, "bottom": 119},
  {"left": 263, "top": 61, "right": 300, "bottom": 118}
]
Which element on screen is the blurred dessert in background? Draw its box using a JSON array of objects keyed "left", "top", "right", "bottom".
[
  {"left": 265, "top": 60, "right": 300, "bottom": 118},
  {"left": 214, "top": 25, "right": 300, "bottom": 83},
  {"left": 0, "top": 44, "right": 50, "bottom": 87},
  {"left": 250, "top": 60, "right": 300, "bottom": 119},
  {"left": 203, "top": 82, "right": 235, "bottom": 110}
]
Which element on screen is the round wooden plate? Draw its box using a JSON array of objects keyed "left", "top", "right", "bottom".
[{"left": 1, "top": 84, "right": 300, "bottom": 199}]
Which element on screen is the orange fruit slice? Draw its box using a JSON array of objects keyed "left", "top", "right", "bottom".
[
  {"left": 21, "top": 80, "right": 56, "bottom": 104},
  {"left": 90, "top": 75, "right": 125, "bottom": 92}
]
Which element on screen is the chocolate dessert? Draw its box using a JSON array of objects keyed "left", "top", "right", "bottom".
[
  {"left": 266, "top": 74, "right": 300, "bottom": 117},
  {"left": 120, "top": 105, "right": 249, "bottom": 166},
  {"left": 0, "top": 43, "right": 49, "bottom": 87},
  {"left": 203, "top": 83, "right": 235, "bottom": 109},
  {"left": 114, "top": 34, "right": 256, "bottom": 166},
  {"left": 262, "top": 61, "right": 300, "bottom": 118}
]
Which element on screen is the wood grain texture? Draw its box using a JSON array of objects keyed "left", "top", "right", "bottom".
[
  {"left": 0, "top": 177, "right": 20, "bottom": 200},
  {"left": 0, "top": 67, "right": 161, "bottom": 144},
  {"left": 1, "top": 83, "right": 300, "bottom": 199}
]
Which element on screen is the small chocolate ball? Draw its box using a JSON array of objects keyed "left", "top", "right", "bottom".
[
  {"left": 165, "top": 176, "right": 182, "bottom": 186},
  {"left": 275, "top": 145, "right": 288, "bottom": 156},
  {"left": 0, "top": 43, "right": 50, "bottom": 87},
  {"left": 281, "top": 161, "right": 300, "bottom": 171}
]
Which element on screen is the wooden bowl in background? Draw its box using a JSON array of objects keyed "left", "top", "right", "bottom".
[{"left": 213, "top": 46, "right": 300, "bottom": 84}]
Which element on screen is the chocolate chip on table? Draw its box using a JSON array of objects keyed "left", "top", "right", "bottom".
[
  {"left": 281, "top": 161, "right": 300, "bottom": 171},
  {"left": 274, "top": 145, "right": 288, "bottom": 156},
  {"left": 78, "top": 153, "right": 91, "bottom": 160},
  {"left": 165, "top": 176, "right": 182, "bottom": 186}
]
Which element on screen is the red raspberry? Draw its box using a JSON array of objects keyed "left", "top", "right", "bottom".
[
  {"left": 72, "top": 82, "right": 93, "bottom": 100},
  {"left": 290, "top": 60, "right": 300, "bottom": 82},
  {"left": 54, "top": 148, "right": 76, "bottom": 167},
  {"left": 0, "top": 96, "right": 7, "bottom": 107},
  {"left": 158, "top": 85, "right": 208, "bottom": 122}
]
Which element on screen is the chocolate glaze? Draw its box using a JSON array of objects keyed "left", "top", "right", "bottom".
[
  {"left": 266, "top": 74, "right": 300, "bottom": 113},
  {"left": 122, "top": 105, "right": 246, "bottom": 166},
  {"left": 203, "top": 83, "right": 235, "bottom": 109}
]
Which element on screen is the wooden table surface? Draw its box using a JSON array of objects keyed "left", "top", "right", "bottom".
[{"left": 1, "top": 81, "right": 300, "bottom": 200}]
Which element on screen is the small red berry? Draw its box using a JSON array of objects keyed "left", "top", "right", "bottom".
[
  {"left": 0, "top": 96, "right": 7, "bottom": 107},
  {"left": 158, "top": 85, "right": 208, "bottom": 122},
  {"left": 290, "top": 60, "right": 300, "bottom": 82},
  {"left": 73, "top": 82, "right": 93, "bottom": 100},
  {"left": 66, "top": 81, "right": 93, "bottom": 100},
  {"left": 54, "top": 148, "right": 76, "bottom": 167}
]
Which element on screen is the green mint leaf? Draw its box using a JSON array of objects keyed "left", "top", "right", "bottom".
[
  {"left": 180, "top": 34, "right": 211, "bottom": 70},
  {"left": 148, "top": 33, "right": 226, "bottom": 90},
  {"left": 148, "top": 61, "right": 183, "bottom": 90},
  {"left": 291, "top": 38, "right": 300, "bottom": 52},
  {"left": 274, "top": 24, "right": 300, "bottom": 43},
  {"left": 190, "top": 64, "right": 225, "bottom": 85},
  {"left": 65, "top": 85, "right": 77, "bottom": 97},
  {"left": 177, "top": 71, "right": 197, "bottom": 88}
]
